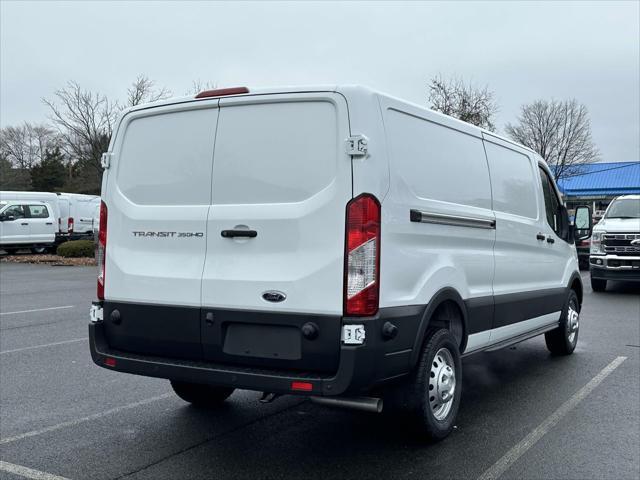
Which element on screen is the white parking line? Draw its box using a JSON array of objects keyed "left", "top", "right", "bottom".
[
  {"left": 0, "top": 338, "right": 87, "bottom": 355},
  {"left": 477, "top": 356, "right": 627, "bottom": 480},
  {"left": 0, "top": 306, "right": 75, "bottom": 316},
  {"left": 0, "top": 393, "right": 173, "bottom": 445},
  {"left": 0, "top": 461, "right": 70, "bottom": 480}
]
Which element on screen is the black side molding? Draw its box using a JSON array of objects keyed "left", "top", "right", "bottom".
[
  {"left": 410, "top": 209, "right": 423, "bottom": 222},
  {"left": 409, "top": 209, "right": 496, "bottom": 230}
]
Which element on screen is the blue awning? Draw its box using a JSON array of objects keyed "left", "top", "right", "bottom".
[{"left": 557, "top": 162, "right": 640, "bottom": 197}]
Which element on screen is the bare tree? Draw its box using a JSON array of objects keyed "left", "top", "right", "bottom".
[
  {"left": 506, "top": 99, "right": 599, "bottom": 181},
  {"left": 0, "top": 123, "right": 59, "bottom": 170},
  {"left": 43, "top": 81, "right": 117, "bottom": 188},
  {"left": 428, "top": 75, "right": 498, "bottom": 131},
  {"left": 126, "top": 74, "right": 172, "bottom": 107},
  {"left": 187, "top": 79, "right": 218, "bottom": 95}
]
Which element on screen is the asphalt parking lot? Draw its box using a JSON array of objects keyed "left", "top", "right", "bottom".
[{"left": 0, "top": 262, "right": 638, "bottom": 480}]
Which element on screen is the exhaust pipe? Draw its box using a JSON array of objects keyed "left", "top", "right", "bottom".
[{"left": 310, "top": 396, "right": 383, "bottom": 413}]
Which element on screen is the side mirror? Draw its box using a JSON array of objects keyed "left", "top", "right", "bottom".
[
  {"left": 573, "top": 205, "right": 592, "bottom": 242},
  {"left": 0, "top": 214, "right": 15, "bottom": 222}
]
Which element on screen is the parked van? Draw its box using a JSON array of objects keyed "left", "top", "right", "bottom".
[
  {"left": 0, "top": 200, "right": 57, "bottom": 253},
  {"left": 57, "top": 193, "right": 101, "bottom": 239},
  {"left": 89, "top": 86, "right": 592, "bottom": 440}
]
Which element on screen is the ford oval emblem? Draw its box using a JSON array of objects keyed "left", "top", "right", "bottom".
[{"left": 262, "top": 291, "right": 286, "bottom": 303}]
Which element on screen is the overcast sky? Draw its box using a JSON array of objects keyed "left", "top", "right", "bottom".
[{"left": 1, "top": 1, "right": 638, "bottom": 162}]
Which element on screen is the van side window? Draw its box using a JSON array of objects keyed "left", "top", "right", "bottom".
[
  {"left": 539, "top": 167, "right": 561, "bottom": 235},
  {"left": 3, "top": 205, "right": 25, "bottom": 219},
  {"left": 484, "top": 142, "right": 538, "bottom": 218},
  {"left": 27, "top": 205, "right": 49, "bottom": 218}
]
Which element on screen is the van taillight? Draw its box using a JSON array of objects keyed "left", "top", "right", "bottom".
[
  {"left": 68, "top": 217, "right": 74, "bottom": 233},
  {"left": 97, "top": 201, "right": 107, "bottom": 300},
  {"left": 344, "top": 194, "right": 381, "bottom": 316}
]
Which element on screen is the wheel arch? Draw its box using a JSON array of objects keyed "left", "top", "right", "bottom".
[
  {"left": 410, "top": 287, "right": 469, "bottom": 367},
  {"left": 568, "top": 271, "right": 583, "bottom": 307}
]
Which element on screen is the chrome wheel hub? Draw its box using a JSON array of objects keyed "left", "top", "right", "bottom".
[
  {"left": 567, "top": 305, "right": 579, "bottom": 343},
  {"left": 429, "top": 348, "right": 456, "bottom": 421}
]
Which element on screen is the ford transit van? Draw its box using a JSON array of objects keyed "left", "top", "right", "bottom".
[{"left": 89, "top": 86, "right": 591, "bottom": 440}]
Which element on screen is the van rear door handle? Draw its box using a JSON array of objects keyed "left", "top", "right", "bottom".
[
  {"left": 536, "top": 233, "right": 546, "bottom": 241},
  {"left": 221, "top": 229, "right": 257, "bottom": 238},
  {"left": 46, "top": 222, "right": 53, "bottom": 225}
]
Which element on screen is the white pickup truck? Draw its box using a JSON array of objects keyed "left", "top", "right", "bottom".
[
  {"left": 0, "top": 200, "right": 57, "bottom": 253},
  {"left": 589, "top": 195, "right": 640, "bottom": 291}
]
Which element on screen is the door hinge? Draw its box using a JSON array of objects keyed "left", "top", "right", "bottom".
[
  {"left": 346, "top": 135, "right": 369, "bottom": 158},
  {"left": 101, "top": 152, "right": 112, "bottom": 169}
]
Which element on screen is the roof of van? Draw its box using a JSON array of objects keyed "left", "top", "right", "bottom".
[{"left": 124, "top": 84, "right": 539, "bottom": 159}]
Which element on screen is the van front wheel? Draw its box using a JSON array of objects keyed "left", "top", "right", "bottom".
[
  {"left": 170, "top": 380, "right": 234, "bottom": 407},
  {"left": 545, "top": 290, "right": 580, "bottom": 355},
  {"left": 406, "top": 328, "right": 462, "bottom": 441}
]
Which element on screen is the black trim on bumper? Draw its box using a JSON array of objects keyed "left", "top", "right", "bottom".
[
  {"left": 89, "top": 304, "right": 424, "bottom": 396},
  {"left": 590, "top": 267, "right": 640, "bottom": 282}
]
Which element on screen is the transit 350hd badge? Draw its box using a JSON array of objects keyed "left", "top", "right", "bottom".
[{"left": 132, "top": 231, "right": 204, "bottom": 238}]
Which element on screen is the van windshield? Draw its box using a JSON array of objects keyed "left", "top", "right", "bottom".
[{"left": 605, "top": 199, "right": 640, "bottom": 219}]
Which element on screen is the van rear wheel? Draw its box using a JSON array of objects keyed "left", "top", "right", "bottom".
[
  {"left": 170, "top": 380, "right": 234, "bottom": 407},
  {"left": 398, "top": 328, "right": 462, "bottom": 441}
]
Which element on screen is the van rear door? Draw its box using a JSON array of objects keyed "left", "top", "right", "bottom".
[
  {"left": 200, "top": 93, "right": 352, "bottom": 370},
  {"left": 103, "top": 102, "right": 219, "bottom": 358}
]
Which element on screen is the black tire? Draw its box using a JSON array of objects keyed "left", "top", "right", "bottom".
[
  {"left": 545, "top": 289, "right": 580, "bottom": 355},
  {"left": 590, "top": 277, "right": 607, "bottom": 292},
  {"left": 170, "top": 380, "right": 234, "bottom": 407},
  {"left": 399, "top": 328, "right": 462, "bottom": 441}
]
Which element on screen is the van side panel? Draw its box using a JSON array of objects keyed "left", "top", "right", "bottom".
[
  {"left": 104, "top": 103, "right": 219, "bottom": 307},
  {"left": 378, "top": 98, "right": 495, "bottom": 340},
  {"left": 483, "top": 135, "right": 564, "bottom": 336}
]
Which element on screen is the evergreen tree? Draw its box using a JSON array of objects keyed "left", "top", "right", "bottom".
[{"left": 30, "top": 147, "right": 66, "bottom": 191}]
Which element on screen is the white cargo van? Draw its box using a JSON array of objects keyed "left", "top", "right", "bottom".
[
  {"left": 57, "top": 193, "right": 101, "bottom": 239},
  {"left": 0, "top": 200, "right": 57, "bottom": 253},
  {"left": 89, "top": 86, "right": 592, "bottom": 440}
]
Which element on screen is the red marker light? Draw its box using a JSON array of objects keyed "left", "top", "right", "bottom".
[
  {"left": 104, "top": 357, "right": 116, "bottom": 367},
  {"left": 291, "top": 381, "right": 313, "bottom": 392},
  {"left": 195, "top": 87, "right": 249, "bottom": 99}
]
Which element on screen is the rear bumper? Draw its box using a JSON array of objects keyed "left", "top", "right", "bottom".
[
  {"left": 88, "top": 304, "right": 423, "bottom": 396},
  {"left": 90, "top": 321, "right": 357, "bottom": 396}
]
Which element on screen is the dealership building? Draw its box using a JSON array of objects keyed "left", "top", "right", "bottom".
[{"left": 558, "top": 161, "right": 640, "bottom": 216}]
